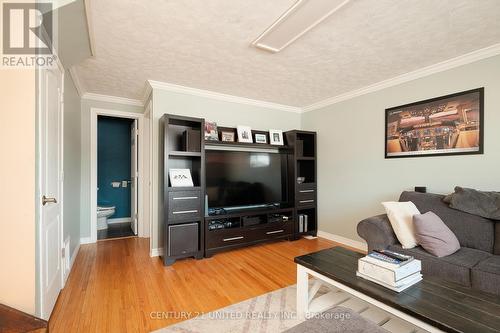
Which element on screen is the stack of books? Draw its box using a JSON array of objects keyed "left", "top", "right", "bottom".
[{"left": 356, "top": 249, "right": 422, "bottom": 292}]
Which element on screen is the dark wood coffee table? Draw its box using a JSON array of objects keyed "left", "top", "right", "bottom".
[{"left": 295, "top": 247, "right": 500, "bottom": 333}]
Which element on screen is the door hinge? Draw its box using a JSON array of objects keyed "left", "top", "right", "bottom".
[{"left": 61, "top": 247, "right": 66, "bottom": 258}]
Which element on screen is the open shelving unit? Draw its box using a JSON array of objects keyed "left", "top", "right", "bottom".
[
  {"left": 285, "top": 130, "right": 318, "bottom": 238},
  {"left": 160, "top": 114, "right": 205, "bottom": 265}
]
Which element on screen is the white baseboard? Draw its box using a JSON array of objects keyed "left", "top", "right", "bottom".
[
  {"left": 63, "top": 242, "right": 80, "bottom": 285},
  {"left": 80, "top": 237, "right": 93, "bottom": 244},
  {"left": 70, "top": 243, "right": 80, "bottom": 268},
  {"left": 317, "top": 230, "right": 368, "bottom": 252},
  {"left": 107, "top": 217, "right": 132, "bottom": 224},
  {"left": 150, "top": 247, "right": 164, "bottom": 257}
]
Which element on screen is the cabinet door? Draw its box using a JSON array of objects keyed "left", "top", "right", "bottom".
[{"left": 168, "top": 223, "right": 199, "bottom": 256}]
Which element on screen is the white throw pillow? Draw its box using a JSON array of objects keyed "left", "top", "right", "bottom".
[{"left": 382, "top": 201, "right": 420, "bottom": 249}]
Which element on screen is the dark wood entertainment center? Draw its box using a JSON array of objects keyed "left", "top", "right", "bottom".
[{"left": 160, "top": 114, "right": 317, "bottom": 266}]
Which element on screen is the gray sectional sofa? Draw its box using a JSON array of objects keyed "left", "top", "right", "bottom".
[{"left": 357, "top": 191, "right": 500, "bottom": 295}]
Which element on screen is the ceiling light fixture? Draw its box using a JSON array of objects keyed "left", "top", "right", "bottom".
[{"left": 252, "top": 0, "right": 352, "bottom": 53}]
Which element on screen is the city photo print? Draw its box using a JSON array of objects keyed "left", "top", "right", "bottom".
[{"left": 385, "top": 88, "right": 484, "bottom": 158}]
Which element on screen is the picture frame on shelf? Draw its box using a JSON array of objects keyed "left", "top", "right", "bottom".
[
  {"left": 221, "top": 131, "right": 235, "bottom": 142},
  {"left": 169, "top": 168, "right": 194, "bottom": 187},
  {"left": 204, "top": 121, "right": 218, "bottom": 141},
  {"left": 237, "top": 125, "right": 253, "bottom": 143},
  {"left": 254, "top": 133, "right": 267, "bottom": 144},
  {"left": 269, "top": 129, "right": 284, "bottom": 145}
]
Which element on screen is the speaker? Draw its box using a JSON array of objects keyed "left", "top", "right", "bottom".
[
  {"left": 415, "top": 187, "right": 427, "bottom": 193},
  {"left": 182, "top": 129, "right": 201, "bottom": 152},
  {"left": 168, "top": 223, "right": 198, "bottom": 256}
]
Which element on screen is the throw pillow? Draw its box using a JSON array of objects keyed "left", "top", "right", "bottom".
[
  {"left": 413, "top": 212, "right": 460, "bottom": 257},
  {"left": 447, "top": 186, "right": 500, "bottom": 220},
  {"left": 382, "top": 201, "right": 420, "bottom": 249}
]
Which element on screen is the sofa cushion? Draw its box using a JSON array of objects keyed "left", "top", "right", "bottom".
[
  {"left": 472, "top": 256, "right": 500, "bottom": 296},
  {"left": 388, "top": 245, "right": 491, "bottom": 286},
  {"left": 399, "top": 191, "right": 495, "bottom": 253},
  {"left": 413, "top": 212, "right": 460, "bottom": 257},
  {"left": 495, "top": 223, "right": 500, "bottom": 255},
  {"left": 447, "top": 187, "right": 500, "bottom": 220}
]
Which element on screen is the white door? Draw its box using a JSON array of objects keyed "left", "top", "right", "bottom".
[
  {"left": 131, "top": 120, "right": 138, "bottom": 235},
  {"left": 39, "top": 65, "right": 64, "bottom": 319}
]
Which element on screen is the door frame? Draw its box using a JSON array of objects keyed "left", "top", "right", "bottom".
[
  {"left": 36, "top": 58, "right": 65, "bottom": 318},
  {"left": 90, "top": 108, "right": 145, "bottom": 242},
  {"left": 143, "top": 101, "right": 153, "bottom": 240}
]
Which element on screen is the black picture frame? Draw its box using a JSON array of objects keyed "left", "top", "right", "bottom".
[{"left": 385, "top": 88, "right": 484, "bottom": 159}]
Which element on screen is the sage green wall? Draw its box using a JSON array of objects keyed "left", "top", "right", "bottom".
[
  {"left": 150, "top": 89, "right": 301, "bottom": 251},
  {"left": 63, "top": 71, "right": 82, "bottom": 258},
  {"left": 301, "top": 55, "right": 500, "bottom": 242}
]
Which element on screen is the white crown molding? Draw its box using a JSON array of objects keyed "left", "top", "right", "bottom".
[
  {"left": 302, "top": 43, "right": 500, "bottom": 113},
  {"left": 83, "top": 0, "right": 96, "bottom": 57},
  {"left": 68, "top": 66, "right": 85, "bottom": 97},
  {"left": 141, "top": 82, "right": 153, "bottom": 106},
  {"left": 146, "top": 80, "right": 303, "bottom": 113},
  {"left": 82, "top": 92, "right": 144, "bottom": 107}
]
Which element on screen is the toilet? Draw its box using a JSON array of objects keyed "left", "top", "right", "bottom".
[{"left": 97, "top": 205, "right": 116, "bottom": 230}]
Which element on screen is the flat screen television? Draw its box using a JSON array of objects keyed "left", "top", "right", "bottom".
[{"left": 206, "top": 150, "right": 287, "bottom": 211}]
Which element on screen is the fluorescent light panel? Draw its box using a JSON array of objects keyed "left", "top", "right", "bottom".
[{"left": 252, "top": 0, "right": 351, "bottom": 53}]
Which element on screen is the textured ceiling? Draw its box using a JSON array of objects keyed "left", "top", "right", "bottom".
[{"left": 75, "top": 0, "right": 500, "bottom": 107}]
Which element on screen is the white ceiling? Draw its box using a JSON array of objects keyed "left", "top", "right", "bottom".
[{"left": 75, "top": 0, "right": 500, "bottom": 107}]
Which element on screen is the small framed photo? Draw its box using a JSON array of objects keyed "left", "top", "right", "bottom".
[
  {"left": 269, "top": 129, "right": 284, "bottom": 145},
  {"left": 169, "top": 169, "right": 194, "bottom": 187},
  {"left": 254, "top": 133, "right": 267, "bottom": 144},
  {"left": 204, "top": 121, "right": 218, "bottom": 141},
  {"left": 237, "top": 125, "right": 253, "bottom": 143},
  {"left": 221, "top": 131, "right": 235, "bottom": 142}
]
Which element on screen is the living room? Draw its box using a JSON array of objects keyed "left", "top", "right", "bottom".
[{"left": 1, "top": 0, "right": 500, "bottom": 332}]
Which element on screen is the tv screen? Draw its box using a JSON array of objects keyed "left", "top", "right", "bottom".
[{"left": 206, "top": 150, "right": 286, "bottom": 210}]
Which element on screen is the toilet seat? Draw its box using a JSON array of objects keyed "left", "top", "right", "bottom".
[{"left": 98, "top": 205, "right": 115, "bottom": 211}]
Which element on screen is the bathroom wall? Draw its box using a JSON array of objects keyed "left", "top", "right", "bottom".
[{"left": 97, "top": 116, "right": 133, "bottom": 218}]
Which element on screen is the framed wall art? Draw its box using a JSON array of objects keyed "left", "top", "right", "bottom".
[{"left": 385, "top": 88, "right": 484, "bottom": 158}]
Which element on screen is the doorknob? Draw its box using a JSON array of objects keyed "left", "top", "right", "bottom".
[{"left": 42, "top": 195, "right": 57, "bottom": 205}]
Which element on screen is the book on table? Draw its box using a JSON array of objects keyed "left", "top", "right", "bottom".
[{"left": 356, "top": 249, "right": 422, "bottom": 292}]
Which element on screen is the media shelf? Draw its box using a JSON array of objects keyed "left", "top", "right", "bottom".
[
  {"left": 285, "top": 130, "right": 318, "bottom": 239},
  {"left": 160, "top": 114, "right": 318, "bottom": 266},
  {"left": 161, "top": 114, "right": 205, "bottom": 266},
  {"left": 205, "top": 208, "right": 294, "bottom": 257}
]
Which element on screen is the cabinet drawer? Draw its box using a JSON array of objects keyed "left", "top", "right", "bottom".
[
  {"left": 206, "top": 228, "right": 250, "bottom": 249},
  {"left": 168, "top": 190, "right": 201, "bottom": 221},
  {"left": 257, "top": 222, "right": 292, "bottom": 239},
  {"left": 297, "top": 183, "right": 316, "bottom": 191},
  {"left": 297, "top": 198, "right": 316, "bottom": 207},
  {"left": 297, "top": 188, "right": 315, "bottom": 201}
]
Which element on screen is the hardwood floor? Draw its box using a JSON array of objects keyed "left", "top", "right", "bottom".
[{"left": 49, "top": 237, "right": 344, "bottom": 333}]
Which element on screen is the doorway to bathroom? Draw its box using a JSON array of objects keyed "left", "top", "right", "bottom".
[
  {"left": 90, "top": 107, "right": 149, "bottom": 244},
  {"left": 97, "top": 116, "right": 137, "bottom": 240}
]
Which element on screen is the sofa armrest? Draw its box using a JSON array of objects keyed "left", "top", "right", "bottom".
[{"left": 357, "top": 214, "right": 398, "bottom": 252}]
